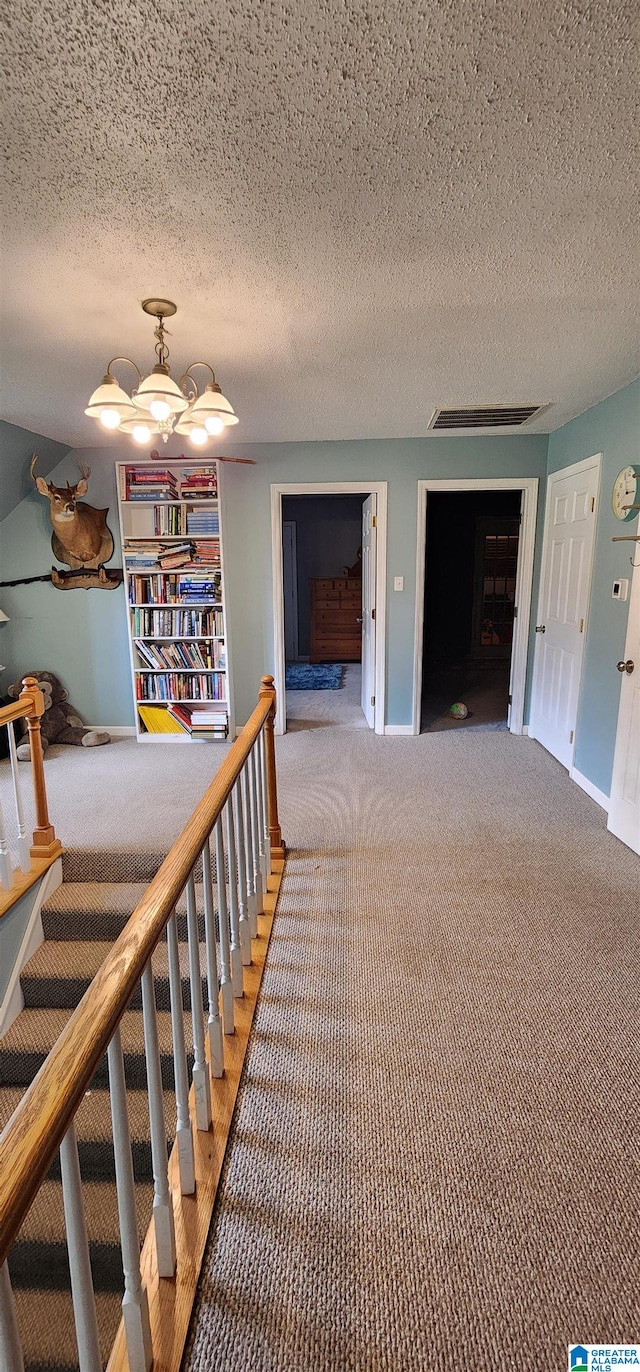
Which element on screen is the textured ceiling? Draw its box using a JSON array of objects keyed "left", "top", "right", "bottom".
[{"left": 1, "top": 0, "right": 639, "bottom": 446}]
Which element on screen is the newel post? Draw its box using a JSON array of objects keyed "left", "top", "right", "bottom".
[
  {"left": 19, "top": 677, "right": 62, "bottom": 860},
  {"left": 259, "top": 675, "right": 285, "bottom": 859}
]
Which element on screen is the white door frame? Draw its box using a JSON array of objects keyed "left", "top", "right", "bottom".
[
  {"left": 412, "top": 477, "right": 539, "bottom": 736},
  {"left": 271, "top": 482, "right": 388, "bottom": 736},
  {"left": 530, "top": 453, "right": 602, "bottom": 771}
]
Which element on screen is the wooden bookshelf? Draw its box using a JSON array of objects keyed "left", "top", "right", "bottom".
[{"left": 116, "top": 460, "right": 232, "bottom": 743}]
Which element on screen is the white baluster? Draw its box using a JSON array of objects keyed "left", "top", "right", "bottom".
[
  {"left": 0, "top": 1260, "right": 24, "bottom": 1372},
  {"left": 224, "top": 800, "right": 244, "bottom": 998},
  {"left": 107, "top": 1025, "right": 153, "bottom": 1372},
  {"left": 240, "top": 768, "right": 256, "bottom": 938},
  {"left": 141, "top": 963, "right": 176, "bottom": 1277},
  {"left": 166, "top": 913, "right": 195, "bottom": 1194},
  {"left": 214, "top": 818, "right": 235, "bottom": 1035},
  {"left": 202, "top": 837, "right": 224, "bottom": 1078},
  {"left": 258, "top": 729, "right": 271, "bottom": 880},
  {"left": 248, "top": 746, "right": 264, "bottom": 922},
  {"left": 232, "top": 782, "right": 252, "bottom": 967},
  {"left": 59, "top": 1122, "right": 102, "bottom": 1372},
  {"left": 0, "top": 797, "right": 13, "bottom": 892},
  {"left": 186, "top": 875, "right": 212, "bottom": 1131},
  {"left": 7, "top": 724, "right": 30, "bottom": 874},
  {"left": 254, "top": 729, "right": 269, "bottom": 889}
]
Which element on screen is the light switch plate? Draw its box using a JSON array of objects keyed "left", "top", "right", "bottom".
[
  {"left": 612, "top": 579, "right": 629, "bottom": 601},
  {"left": 394, "top": 576, "right": 404, "bottom": 591}
]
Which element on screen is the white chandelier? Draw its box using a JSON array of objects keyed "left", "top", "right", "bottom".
[{"left": 85, "top": 298, "right": 239, "bottom": 446}]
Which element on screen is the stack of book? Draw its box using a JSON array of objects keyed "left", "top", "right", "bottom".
[
  {"left": 186, "top": 507, "right": 220, "bottom": 535},
  {"left": 124, "top": 468, "right": 179, "bottom": 501},
  {"left": 190, "top": 539, "right": 221, "bottom": 566},
  {"left": 180, "top": 466, "right": 218, "bottom": 499},
  {"left": 124, "top": 542, "right": 161, "bottom": 569},
  {"left": 167, "top": 703, "right": 229, "bottom": 740},
  {"left": 177, "top": 572, "right": 222, "bottom": 602},
  {"left": 157, "top": 542, "right": 193, "bottom": 570}
]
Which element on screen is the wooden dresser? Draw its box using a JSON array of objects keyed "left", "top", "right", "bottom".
[{"left": 309, "top": 577, "right": 362, "bottom": 663}]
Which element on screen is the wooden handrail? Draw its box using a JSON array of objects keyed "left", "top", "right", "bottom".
[
  {"left": 0, "top": 677, "right": 62, "bottom": 860},
  {"left": 0, "top": 676, "right": 280, "bottom": 1262}
]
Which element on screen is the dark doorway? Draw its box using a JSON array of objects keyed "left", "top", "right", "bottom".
[{"left": 421, "top": 490, "right": 522, "bottom": 732}]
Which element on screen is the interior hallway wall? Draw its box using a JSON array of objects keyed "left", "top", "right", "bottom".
[
  {"left": 0, "top": 434, "right": 549, "bottom": 729},
  {"left": 546, "top": 377, "right": 639, "bottom": 797}
]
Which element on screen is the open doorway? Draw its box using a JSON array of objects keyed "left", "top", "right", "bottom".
[
  {"left": 282, "top": 493, "right": 367, "bottom": 730},
  {"left": 413, "top": 478, "right": 538, "bottom": 736},
  {"left": 421, "top": 491, "right": 521, "bottom": 731},
  {"left": 272, "top": 482, "right": 388, "bottom": 735}
]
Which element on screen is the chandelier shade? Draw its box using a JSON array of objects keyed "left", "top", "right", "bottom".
[{"left": 84, "top": 300, "right": 239, "bottom": 445}]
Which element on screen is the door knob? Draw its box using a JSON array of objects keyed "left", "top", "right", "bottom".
[
  {"left": 617, "top": 659, "right": 635, "bottom": 674},
  {"left": 535, "top": 624, "right": 546, "bottom": 633},
  {"left": 356, "top": 616, "right": 363, "bottom": 623}
]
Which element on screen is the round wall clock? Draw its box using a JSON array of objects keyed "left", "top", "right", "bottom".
[{"left": 612, "top": 466, "right": 640, "bottom": 521}]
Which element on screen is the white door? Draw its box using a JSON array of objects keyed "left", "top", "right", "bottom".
[
  {"left": 608, "top": 551, "right": 640, "bottom": 852},
  {"left": 282, "top": 521, "right": 299, "bottom": 662},
  {"left": 361, "top": 493, "right": 377, "bottom": 728},
  {"left": 530, "top": 457, "right": 600, "bottom": 769}
]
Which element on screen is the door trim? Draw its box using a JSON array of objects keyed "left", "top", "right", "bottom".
[
  {"left": 282, "top": 520, "right": 299, "bottom": 662},
  {"left": 412, "top": 477, "right": 539, "bottom": 736},
  {"left": 271, "top": 482, "right": 388, "bottom": 736},
  {"left": 529, "top": 453, "right": 602, "bottom": 769}
]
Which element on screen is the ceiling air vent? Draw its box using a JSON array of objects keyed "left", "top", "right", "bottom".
[{"left": 428, "top": 404, "right": 546, "bottom": 431}]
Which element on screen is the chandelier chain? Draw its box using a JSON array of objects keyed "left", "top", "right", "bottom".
[{"left": 154, "top": 316, "right": 170, "bottom": 367}]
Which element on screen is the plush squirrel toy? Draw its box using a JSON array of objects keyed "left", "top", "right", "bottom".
[{"left": 8, "top": 671, "right": 110, "bottom": 759}]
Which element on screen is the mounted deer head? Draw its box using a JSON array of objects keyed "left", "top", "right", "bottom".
[{"left": 30, "top": 453, "right": 114, "bottom": 572}]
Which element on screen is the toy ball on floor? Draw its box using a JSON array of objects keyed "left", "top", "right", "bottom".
[{"left": 450, "top": 702, "right": 468, "bottom": 719}]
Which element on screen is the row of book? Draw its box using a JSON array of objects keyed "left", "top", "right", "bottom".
[
  {"left": 129, "top": 607, "right": 224, "bottom": 636},
  {"left": 127, "top": 573, "right": 222, "bottom": 605},
  {"left": 135, "top": 672, "right": 226, "bottom": 701},
  {"left": 138, "top": 703, "right": 228, "bottom": 738},
  {"left": 134, "top": 638, "right": 226, "bottom": 670},
  {"left": 122, "top": 466, "right": 218, "bottom": 502},
  {"left": 153, "top": 504, "right": 183, "bottom": 535}
]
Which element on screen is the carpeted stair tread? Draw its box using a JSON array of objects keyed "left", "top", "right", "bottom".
[
  {"left": 1, "top": 1006, "right": 193, "bottom": 1091},
  {"left": 10, "top": 1178, "right": 154, "bottom": 1292},
  {"left": 41, "top": 881, "right": 209, "bottom": 943},
  {"left": 61, "top": 848, "right": 208, "bottom": 883},
  {"left": 21, "top": 937, "right": 208, "bottom": 1010},
  {"left": 0, "top": 1084, "right": 174, "bottom": 1182},
  {"left": 13, "top": 1286, "right": 123, "bottom": 1372}
]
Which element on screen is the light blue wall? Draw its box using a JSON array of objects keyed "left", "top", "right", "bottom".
[
  {"left": 547, "top": 378, "right": 640, "bottom": 797},
  {"left": 1, "top": 434, "right": 549, "bottom": 728},
  {"left": 0, "top": 448, "right": 133, "bottom": 725},
  {"left": 0, "top": 421, "right": 70, "bottom": 523}
]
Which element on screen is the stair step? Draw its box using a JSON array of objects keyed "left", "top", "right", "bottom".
[
  {"left": 10, "top": 1179, "right": 154, "bottom": 1291},
  {"left": 0, "top": 1006, "right": 194, "bottom": 1092},
  {"left": 0, "top": 1085, "right": 174, "bottom": 1183},
  {"left": 41, "top": 881, "right": 209, "bottom": 943},
  {"left": 21, "top": 938, "right": 208, "bottom": 1011},
  {"left": 12, "top": 1286, "right": 123, "bottom": 1372},
  {"left": 61, "top": 847, "right": 209, "bottom": 883}
]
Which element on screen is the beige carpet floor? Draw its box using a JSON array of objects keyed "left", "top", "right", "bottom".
[
  {"left": 183, "top": 726, "right": 640, "bottom": 1371},
  {"left": 285, "top": 663, "right": 368, "bottom": 731}
]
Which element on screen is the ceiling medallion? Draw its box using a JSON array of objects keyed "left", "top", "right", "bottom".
[{"left": 85, "top": 299, "right": 238, "bottom": 447}]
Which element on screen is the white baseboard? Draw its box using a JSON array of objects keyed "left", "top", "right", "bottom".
[
  {"left": 384, "top": 724, "right": 415, "bottom": 736},
  {"left": 92, "top": 726, "right": 136, "bottom": 736},
  {"left": 570, "top": 766, "right": 610, "bottom": 813},
  {"left": 521, "top": 725, "right": 530, "bottom": 736}
]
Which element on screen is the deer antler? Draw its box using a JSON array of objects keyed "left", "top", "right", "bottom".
[
  {"left": 77, "top": 462, "right": 91, "bottom": 483},
  {"left": 29, "top": 453, "right": 39, "bottom": 483}
]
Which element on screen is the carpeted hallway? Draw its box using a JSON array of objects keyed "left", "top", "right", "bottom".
[
  {"left": 2, "top": 726, "right": 639, "bottom": 1369},
  {"left": 184, "top": 726, "right": 640, "bottom": 1371}
]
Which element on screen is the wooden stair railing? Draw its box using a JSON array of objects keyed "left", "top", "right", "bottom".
[
  {"left": 0, "top": 677, "right": 63, "bottom": 914},
  {"left": 0, "top": 675, "right": 285, "bottom": 1372}
]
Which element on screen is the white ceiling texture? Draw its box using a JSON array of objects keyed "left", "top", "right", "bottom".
[{"left": 1, "top": 0, "right": 639, "bottom": 447}]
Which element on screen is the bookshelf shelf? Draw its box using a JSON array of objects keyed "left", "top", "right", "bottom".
[{"left": 117, "top": 459, "right": 231, "bottom": 743}]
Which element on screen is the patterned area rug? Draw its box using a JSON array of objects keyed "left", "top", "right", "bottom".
[{"left": 285, "top": 664, "right": 343, "bottom": 690}]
